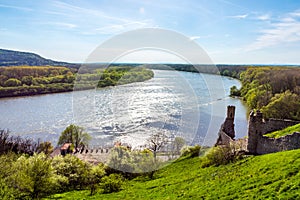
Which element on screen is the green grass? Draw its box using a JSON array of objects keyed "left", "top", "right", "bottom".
[
  {"left": 264, "top": 124, "right": 300, "bottom": 138},
  {"left": 46, "top": 149, "right": 300, "bottom": 199}
]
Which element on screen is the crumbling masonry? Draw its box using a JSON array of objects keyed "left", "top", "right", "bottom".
[
  {"left": 247, "top": 110, "right": 300, "bottom": 154},
  {"left": 216, "top": 106, "right": 300, "bottom": 155}
]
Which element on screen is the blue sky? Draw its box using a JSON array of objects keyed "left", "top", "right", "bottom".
[{"left": 1, "top": 0, "right": 300, "bottom": 64}]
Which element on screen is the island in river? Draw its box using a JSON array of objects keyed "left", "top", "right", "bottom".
[{"left": 0, "top": 65, "right": 154, "bottom": 98}]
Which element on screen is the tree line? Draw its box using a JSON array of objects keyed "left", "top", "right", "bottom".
[
  {"left": 0, "top": 65, "right": 154, "bottom": 97},
  {"left": 230, "top": 67, "right": 300, "bottom": 120}
]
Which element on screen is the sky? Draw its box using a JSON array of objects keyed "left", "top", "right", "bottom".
[{"left": 1, "top": 0, "right": 300, "bottom": 64}]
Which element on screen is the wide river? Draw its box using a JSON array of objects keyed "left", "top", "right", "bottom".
[{"left": 0, "top": 70, "right": 248, "bottom": 148}]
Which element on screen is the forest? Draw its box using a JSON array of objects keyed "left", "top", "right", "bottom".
[
  {"left": 0, "top": 65, "right": 154, "bottom": 97},
  {"left": 231, "top": 67, "right": 300, "bottom": 120}
]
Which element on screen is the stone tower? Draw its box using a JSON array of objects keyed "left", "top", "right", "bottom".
[
  {"left": 223, "top": 105, "right": 236, "bottom": 139},
  {"left": 247, "top": 110, "right": 264, "bottom": 154},
  {"left": 215, "top": 105, "right": 236, "bottom": 146}
]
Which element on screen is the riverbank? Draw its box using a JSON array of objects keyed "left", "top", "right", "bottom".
[
  {"left": 0, "top": 66, "right": 154, "bottom": 98},
  {"left": 0, "top": 70, "right": 248, "bottom": 148}
]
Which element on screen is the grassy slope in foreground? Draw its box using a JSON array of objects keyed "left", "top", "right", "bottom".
[
  {"left": 47, "top": 149, "right": 300, "bottom": 200},
  {"left": 265, "top": 123, "right": 300, "bottom": 138}
]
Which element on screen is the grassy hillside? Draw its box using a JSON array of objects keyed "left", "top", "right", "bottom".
[
  {"left": 265, "top": 123, "right": 300, "bottom": 138},
  {"left": 47, "top": 149, "right": 300, "bottom": 199}
]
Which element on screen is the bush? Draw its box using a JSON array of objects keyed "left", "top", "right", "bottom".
[
  {"left": 230, "top": 86, "right": 241, "bottom": 97},
  {"left": 99, "top": 174, "right": 124, "bottom": 194},
  {"left": 10, "top": 153, "right": 59, "bottom": 199},
  {"left": 3, "top": 78, "right": 22, "bottom": 87},
  {"left": 201, "top": 143, "right": 244, "bottom": 167},
  {"left": 88, "top": 163, "right": 106, "bottom": 196},
  {"left": 52, "top": 155, "right": 91, "bottom": 191},
  {"left": 181, "top": 145, "right": 204, "bottom": 158}
]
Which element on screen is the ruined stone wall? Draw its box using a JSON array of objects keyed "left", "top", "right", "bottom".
[
  {"left": 261, "top": 119, "right": 299, "bottom": 134},
  {"left": 256, "top": 132, "right": 300, "bottom": 154},
  {"left": 215, "top": 128, "right": 234, "bottom": 146},
  {"left": 247, "top": 110, "right": 300, "bottom": 154}
]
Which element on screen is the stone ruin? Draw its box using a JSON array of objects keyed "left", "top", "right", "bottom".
[
  {"left": 247, "top": 110, "right": 300, "bottom": 155},
  {"left": 215, "top": 106, "right": 300, "bottom": 155},
  {"left": 215, "top": 105, "right": 236, "bottom": 146}
]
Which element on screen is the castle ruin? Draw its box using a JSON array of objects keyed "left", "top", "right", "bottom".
[
  {"left": 216, "top": 106, "right": 300, "bottom": 155},
  {"left": 247, "top": 110, "right": 300, "bottom": 154},
  {"left": 215, "top": 105, "right": 236, "bottom": 146}
]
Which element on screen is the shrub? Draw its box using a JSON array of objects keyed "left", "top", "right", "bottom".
[
  {"left": 10, "top": 153, "right": 58, "bottom": 199},
  {"left": 180, "top": 145, "right": 203, "bottom": 158},
  {"left": 201, "top": 143, "right": 244, "bottom": 167},
  {"left": 230, "top": 86, "right": 241, "bottom": 97},
  {"left": 99, "top": 174, "right": 124, "bottom": 194},
  {"left": 3, "top": 78, "right": 22, "bottom": 87},
  {"left": 52, "top": 155, "right": 91, "bottom": 191}
]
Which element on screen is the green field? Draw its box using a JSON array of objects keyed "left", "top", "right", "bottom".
[{"left": 46, "top": 149, "right": 300, "bottom": 200}]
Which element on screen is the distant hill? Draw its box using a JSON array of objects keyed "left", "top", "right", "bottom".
[{"left": 0, "top": 49, "right": 79, "bottom": 68}]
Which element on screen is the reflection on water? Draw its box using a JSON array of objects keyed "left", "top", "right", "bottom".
[{"left": 0, "top": 70, "right": 248, "bottom": 147}]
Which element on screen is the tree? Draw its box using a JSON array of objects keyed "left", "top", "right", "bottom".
[
  {"left": 21, "top": 76, "right": 33, "bottom": 86},
  {"left": 230, "top": 86, "right": 241, "bottom": 97},
  {"left": 88, "top": 163, "right": 106, "bottom": 195},
  {"left": 148, "top": 133, "right": 167, "bottom": 160},
  {"left": 52, "top": 154, "right": 91, "bottom": 190},
  {"left": 172, "top": 137, "right": 186, "bottom": 155},
  {"left": 36, "top": 141, "right": 54, "bottom": 155},
  {"left": 261, "top": 91, "right": 300, "bottom": 120},
  {"left": 11, "top": 153, "right": 58, "bottom": 199},
  {"left": 3, "top": 78, "right": 22, "bottom": 87},
  {"left": 58, "top": 124, "right": 91, "bottom": 150}
]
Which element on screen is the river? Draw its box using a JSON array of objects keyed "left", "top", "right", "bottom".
[{"left": 0, "top": 70, "right": 248, "bottom": 148}]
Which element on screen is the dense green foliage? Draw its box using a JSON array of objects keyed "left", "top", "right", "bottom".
[
  {"left": 0, "top": 152, "right": 123, "bottom": 199},
  {"left": 235, "top": 67, "right": 300, "bottom": 120},
  {"left": 58, "top": 124, "right": 91, "bottom": 150},
  {"left": 107, "top": 146, "right": 159, "bottom": 178},
  {"left": 264, "top": 123, "right": 300, "bottom": 138},
  {"left": 0, "top": 66, "right": 154, "bottom": 97},
  {"left": 0, "top": 66, "right": 75, "bottom": 97},
  {"left": 180, "top": 145, "right": 205, "bottom": 158},
  {"left": 0, "top": 129, "right": 52, "bottom": 155},
  {"left": 47, "top": 149, "right": 300, "bottom": 199},
  {"left": 75, "top": 66, "right": 154, "bottom": 89}
]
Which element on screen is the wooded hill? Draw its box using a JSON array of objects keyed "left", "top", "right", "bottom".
[
  {"left": 0, "top": 49, "right": 79, "bottom": 68},
  {"left": 235, "top": 67, "right": 300, "bottom": 120}
]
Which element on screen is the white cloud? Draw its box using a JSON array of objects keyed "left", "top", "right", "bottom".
[
  {"left": 257, "top": 14, "right": 271, "bottom": 21},
  {"left": 247, "top": 10, "right": 300, "bottom": 51},
  {"left": 52, "top": 1, "right": 155, "bottom": 36},
  {"left": 189, "top": 35, "right": 212, "bottom": 41},
  {"left": 94, "top": 20, "right": 152, "bottom": 35},
  {"left": 189, "top": 36, "right": 201, "bottom": 41},
  {"left": 53, "top": 1, "right": 129, "bottom": 23},
  {"left": 227, "top": 14, "right": 248, "bottom": 19},
  {"left": 50, "top": 22, "right": 77, "bottom": 29},
  {"left": 0, "top": 3, "right": 33, "bottom": 12}
]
